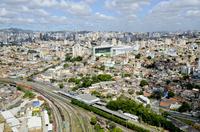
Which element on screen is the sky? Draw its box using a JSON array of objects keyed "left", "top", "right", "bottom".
[{"left": 0, "top": 0, "right": 200, "bottom": 32}]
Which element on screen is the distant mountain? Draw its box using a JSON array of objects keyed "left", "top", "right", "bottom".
[
  {"left": 0, "top": 27, "right": 93, "bottom": 34},
  {"left": 0, "top": 28, "right": 33, "bottom": 33}
]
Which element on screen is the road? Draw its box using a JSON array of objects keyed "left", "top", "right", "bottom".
[{"left": 0, "top": 78, "right": 94, "bottom": 132}]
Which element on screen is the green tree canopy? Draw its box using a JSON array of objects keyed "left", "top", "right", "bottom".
[
  {"left": 63, "top": 63, "right": 69, "bottom": 68},
  {"left": 168, "top": 91, "right": 175, "bottom": 98},
  {"left": 90, "top": 116, "right": 97, "bottom": 125},
  {"left": 91, "top": 90, "right": 102, "bottom": 97},
  {"left": 59, "top": 83, "right": 64, "bottom": 89},
  {"left": 106, "top": 97, "right": 181, "bottom": 132},
  {"left": 150, "top": 91, "right": 162, "bottom": 100},
  {"left": 178, "top": 102, "right": 191, "bottom": 112},
  {"left": 135, "top": 54, "right": 141, "bottom": 59},
  {"left": 140, "top": 80, "right": 148, "bottom": 87}
]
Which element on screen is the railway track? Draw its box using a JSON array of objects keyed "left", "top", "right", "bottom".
[
  {"left": 31, "top": 82, "right": 88, "bottom": 132},
  {"left": 0, "top": 78, "right": 93, "bottom": 132}
]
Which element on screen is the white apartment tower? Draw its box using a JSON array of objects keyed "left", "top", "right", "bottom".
[
  {"left": 72, "top": 43, "right": 84, "bottom": 57},
  {"left": 112, "top": 38, "right": 117, "bottom": 45}
]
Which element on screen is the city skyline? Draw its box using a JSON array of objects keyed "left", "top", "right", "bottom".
[
  {"left": 0, "top": 0, "right": 200, "bottom": 32},
  {"left": 0, "top": 3, "right": 200, "bottom": 131}
]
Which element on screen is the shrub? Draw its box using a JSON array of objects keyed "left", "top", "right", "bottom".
[
  {"left": 90, "top": 116, "right": 97, "bottom": 125},
  {"left": 140, "top": 80, "right": 148, "bottom": 87},
  {"left": 178, "top": 102, "right": 191, "bottom": 112}
]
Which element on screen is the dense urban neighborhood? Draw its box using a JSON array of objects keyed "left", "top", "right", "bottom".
[{"left": 0, "top": 28, "right": 199, "bottom": 132}]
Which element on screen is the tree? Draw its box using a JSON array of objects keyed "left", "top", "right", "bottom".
[
  {"left": 97, "top": 74, "right": 112, "bottom": 81},
  {"left": 122, "top": 73, "right": 131, "bottom": 78},
  {"left": 99, "top": 65, "right": 105, "bottom": 71},
  {"left": 105, "top": 97, "right": 182, "bottom": 132},
  {"left": 70, "top": 56, "right": 83, "bottom": 62},
  {"left": 96, "top": 57, "right": 100, "bottom": 61},
  {"left": 63, "top": 63, "right": 69, "bottom": 68},
  {"left": 182, "top": 74, "right": 189, "bottom": 80},
  {"left": 91, "top": 90, "right": 101, "bottom": 97},
  {"left": 178, "top": 102, "right": 191, "bottom": 112},
  {"left": 23, "top": 91, "right": 35, "bottom": 99},
  {"left": 75, "top": 56, "right": 83, "bottom": 61},
  {"left": 92, "top": 75, "right": 100, "bottom": 84},
  {"left": 59, "top": 83, "right": 64, "bottom": 89},
  {"left": 82, "top": 79, "right": 92, "bottom": 87},
  {"left": 135, "top": 54, "right": 141, "bottom": 59},
  {"left": 136, "top": 90, "right": 143, "bottom": 95},
  {"left": 65, "top": 54, "right": 72, "bottom": 61},
  {"left": 150, "top": 91, "right": 162, "bottom": 100},
  {"left": 162, "top": 111, "right": 169, "bottom": 118},
  {"left": 145, "top": 62, "right": 157, "bottom": 69},
  {"left": 16, "top": 86, "right": 23, "bottom": 91},
  {"left": 166, "top": 80, "right": 171, "bottom": 85},
  {"left": 146, "top": 104, "right": 151, "bottom": 109},
  {"left": 108, "top": 122, "right": 116, "bottom": 130},
  {"left": 140, "top": 80, "right": 148, "bottom": 87},
  {"left": 147, "top": 56, "right": 151, "bottom": 60},
  {"left": 107, "top": 93, "right": 113, "bottom": 98},
  {"left": 68, "top": 78, "right": 76, "bottom": 83},
  {"left": 72, "top": 86, "right": 79, "bottom": 91},
  {"left": 50, "top": 79, "right": 56, "bottom": 83},
  {"left": 94, "top": 124, "right": 104, "bottom": 132},
  {"left": 111, "top": 127, "right": 123, "bottom": 132},
  {"left": 128, "top": 89, "right": 135, "bottom": 95},
  {"left": 168, "top": 91, "right": 175, "bottom": 98},
  {"left": 184, "top": 83, "right": 200, "bottom": 90},
  {"left": 90, "top": 117, "right": 97, "bottom": 125},
  {"left": 27, "top": 77, "right": 33, "bottom": 81}
]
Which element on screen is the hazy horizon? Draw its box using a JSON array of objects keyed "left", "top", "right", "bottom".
[{"left": 1, "top": 27, "right": 200, "bottom": 33}]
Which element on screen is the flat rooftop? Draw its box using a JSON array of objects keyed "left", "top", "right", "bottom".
[
  {"left": 93, "top": 45, "right": 113, "bottom": 49},
  {"left": 28, "top": 116, "right": 42, "bottom": 129},
  {"left": 77, "top": 94, "right": 99, "bottom": 101}
]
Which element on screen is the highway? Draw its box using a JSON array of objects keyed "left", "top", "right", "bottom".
[{"left": 0, "top": 78, "right": 93, "bottom": 132}]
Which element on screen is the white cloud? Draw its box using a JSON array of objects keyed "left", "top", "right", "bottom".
[
  {"left": 186, "top": 10, "right": 200, "bottom": 17},
  {"left": 21, "top": 6, "right": 29, "bottom": 12},
  {"left": 36, "top": 9, "right": 49, "bottom": 16},
  {"left": 0, "top": 17, "right": 10, "bottom": 23},
  {"left": 32, "top": 0, "right": 58, "bottom": 7},
  {"left": 67, "top": 2, "right": 92, "bottom": 16},
  {"left": 0, "top": 17, "right": 34, "bottom": 24},
  {"left": 0, "top": 8, "right": 8, "bottom": 16},
  {"left": 149, "top": 0, "right": 200, "bottom": 17},
  {"left": 143, "top": 0, "right": 200, "bottom": 31},
  {"left": 16, "top": 18, "right": 35, "bottom": 23},
  {"left": 105, "top": 0, "right": 149, "bottom": 15},
  {"left": 0, "top": 0, "right": 93, "bottom": 27},
  {"left": 95, "top": 12, "right": 114, "bottom": 20},
  {"left": 83, "top": 0, "right": 96, "bottom": 4},
  {"left": 104, "top": 0, "right": 149, "bottom": 24},
  {"left": 0, "top": 0, "right": 200, "bottom": 31}
]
